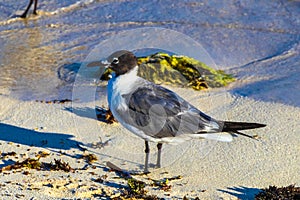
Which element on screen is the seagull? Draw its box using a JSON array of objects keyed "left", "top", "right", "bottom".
[{"left": 103, "top": 50, "right": 266, "bottom": 173}]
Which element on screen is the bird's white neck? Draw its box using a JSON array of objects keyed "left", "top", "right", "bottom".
[
  {"left": 114, "top": 65, "right": 138, "bottom": 81},
  {"left": 108, "top": 65, "right": 139, "bottom": 95},
  {"left": 124, "top": 65, "right": 138, "bottom": 77}
]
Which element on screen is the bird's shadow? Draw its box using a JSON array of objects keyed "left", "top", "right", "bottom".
[
  {"left": 218, "top": 186, "right": 261, "bottom": 200},
  {"left": 0, "top": 122, "right": 82, "bottom": 150}
]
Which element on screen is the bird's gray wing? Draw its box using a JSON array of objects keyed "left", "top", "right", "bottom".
[{"left": 120, "top": 83, "right": 221, "bottom": 139}]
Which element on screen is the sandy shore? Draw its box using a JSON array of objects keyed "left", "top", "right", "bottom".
[{"left": 0, "top": 80, "right": 299, "bottom": 199}]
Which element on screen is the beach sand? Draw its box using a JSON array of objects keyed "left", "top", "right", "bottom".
[{"left": 0, "top": 81, "right": 299, "bottom": 199}]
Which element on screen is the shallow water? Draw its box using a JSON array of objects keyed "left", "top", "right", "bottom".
[{"left": 0, "top": 0, "right": 299, "bottom": 104}]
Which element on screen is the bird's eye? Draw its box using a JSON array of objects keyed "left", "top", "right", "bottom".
[{"left": 112, "top": 57, "right": 119, "bottom": 64}]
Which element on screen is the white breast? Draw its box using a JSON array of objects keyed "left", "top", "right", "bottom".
[{"left": 107, "top": 66, "right": 139, "bottom": 111}]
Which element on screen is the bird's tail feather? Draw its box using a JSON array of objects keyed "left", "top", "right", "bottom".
[
  {"left": 221, "top": 121, "right": 266, "bottom": 140},
  {"left": 222, "top": 121, "right": 266, "bottom": 132}
]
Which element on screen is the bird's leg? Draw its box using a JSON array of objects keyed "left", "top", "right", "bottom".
[
  {"left": 156, "top": 143, "right": 163, "bottom": 168},
  {"left": 33, "top": 0, "right": 38, "bottom": 15},
  {"left": 20, "top": 0, "right": 34, "bottom": 18},
  {"left": 144, "top": 141, "right": 150, "bottom": 173}
]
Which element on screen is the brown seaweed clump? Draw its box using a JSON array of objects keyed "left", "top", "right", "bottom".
[
  {"left": 47, "top": 159, "right": 75, "bottom": 172},
  {"left": 106, "top": 162, "right": 182, "bottom": 199},
  {"left": 255, "top": 185, "right": 300, "bottom": 200},
  {"left": 80, "top": 153, "right": 98, "bottom": 164},
  {"left": 0, "top": 157, "right": 74, "bottom": 173},
  {"left": 0, "top": 158, "right": 42, "bottom": 172},
  {"left": 96, "top": 107, "right": 117, "bottom": 124}
]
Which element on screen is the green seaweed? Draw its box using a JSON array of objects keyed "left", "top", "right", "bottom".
[
  {"left": 127, "top": 178, "right": 147, "bottom": 195},
  {"left": 102, "top": 52, "right": 235, "bottom": 90},
  {"left": 138, "top": 53, "right": 235, "bottom": 90},
  {"left": 21, "top": 158, "right": 42, "bottom": 169}
]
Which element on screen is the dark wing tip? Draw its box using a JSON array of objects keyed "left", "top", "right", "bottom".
[{"left": 222, "top": 121, "right": 266, "bottom": 132}]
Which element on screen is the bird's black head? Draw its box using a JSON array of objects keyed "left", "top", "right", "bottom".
[{"left": 108, "top": 50, "right": 138, "bottom": 76}]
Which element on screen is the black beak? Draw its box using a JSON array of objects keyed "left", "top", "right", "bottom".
[{"left": 87, "top": 60, "right": 110, "bottom": 68}]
